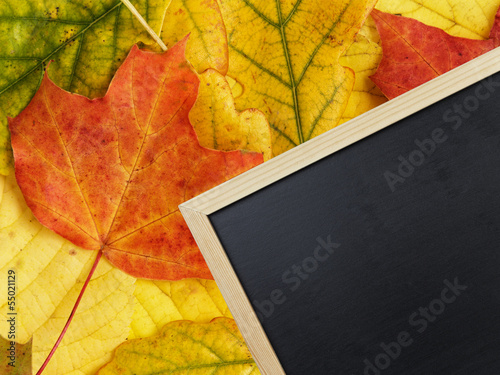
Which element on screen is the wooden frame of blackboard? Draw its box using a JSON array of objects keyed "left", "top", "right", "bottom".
[{"left": 179, "top": 47, "right": 500, "bottom": 374}]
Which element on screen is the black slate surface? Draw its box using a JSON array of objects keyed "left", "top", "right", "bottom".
[{"left": 209, "top": 72, "right": 500, "bottom": 375}]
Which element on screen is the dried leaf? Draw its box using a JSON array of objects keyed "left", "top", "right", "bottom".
[
  {"left": 160, "top": 0, "right": 228, "bottom": 74},
  {"left": 158, "top": 1, "right": 272, "bottom": 158}
]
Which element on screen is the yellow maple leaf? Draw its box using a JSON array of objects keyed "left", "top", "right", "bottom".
[
  {"left": 98, "top": 318, "right": 260, "bottom": 374},
  {"left": 158, "top": 0, "right": 272, "bottom": 159},
  {"left": 33, "top": 259, "right": 135, "bottom": 374},
  {"left": 375, "top": 0, "right": 500, "bottom": 39},
  {"left": 218, "top": 0, "right": 377, "bottom": 156}
]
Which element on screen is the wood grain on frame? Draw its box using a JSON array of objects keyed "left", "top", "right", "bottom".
[
  {"left": 179, "top": 207, "right": 286, "bottom": 374},
  {"left": 180, "top": 47, "right": 500, "bottom": 374}
]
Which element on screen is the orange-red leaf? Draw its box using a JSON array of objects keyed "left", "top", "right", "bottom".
[
  {"left": 8, "top": 39, "right": 263, "bottom": 280},
  {"left": 370, "top": 8, "right": 500, "bottom": 99}
]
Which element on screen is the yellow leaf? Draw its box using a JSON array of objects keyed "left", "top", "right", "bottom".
[
  {"left": 357, "top": 14, "right": 381, "bottom": 44},
  {"left": 375, "top": 0, "right": 500, "bottom": 39},
  {"left": 0, "top": 174, "right": 92, "bottom": 343},
  {"left": 129, "top": 278, "right": 232, "bottom": 339},
  {"left": 227, "top": 75, "right": 244, "bottom": 98},
  {"left": 160, "top": 0, "right": 228, "bottom": 74},
  {"left": 339, "top": 17, "right": 387, "bottom": 124},
  {"left": 33, "top": 259, "right": 135, "bottom": 374},
  {"left": 190, "top": 70, "right": 272, "bottom": 160},
  {"left": 0, "top": 173, "right": 240, "bottom": 373},
  {"left": 0, "top": 0, "right": 172, "bottom": 175},
  {"left": 98, "top": 318, "right": 260, "bottom": 375},
  {"left": 218, "top": 0, "right": 377, "bottom": 155},
  {"left": 0, "top": 174, "right": 136, "bottom": 374},
  {"left": 159, "top": 0, "right": 272, "bottom": 159}
]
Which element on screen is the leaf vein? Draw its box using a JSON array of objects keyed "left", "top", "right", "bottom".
[
  {"left": 104, "top": 50, "right": 176, "bottom": 242},
  {"left": 276, "top": 0, "right": 302, "bottom": 143},
  {"left": 282, "top": 0, "right": 303, "bottom": 26},
  {"left": 269, "top": 123, "right": 297, "bottom": 147},
  {"left": 68, "top": 34, "right": 85, "bottom": 91},
  {"left": 228, "top": 42, "right": 290, "bottom": 87},
  {"left": 42, "top": 84, "right": 101, "bottom": 244},
  {"left": 240, "top": 0, "right": 279, "bottom": 28}
]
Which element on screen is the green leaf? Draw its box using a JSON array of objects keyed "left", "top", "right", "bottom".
[{"left": 0, "top": 0, "right": 171, "bottom": 175}]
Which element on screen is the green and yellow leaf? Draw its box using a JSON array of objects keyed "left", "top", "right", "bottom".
[
  {"left": 99, "top": 318, "right": 260, "bottom": 375},
  {"left": 0, "top": 119, "right": 10, "bottom": 175},
  {"left": 218, "top": 0, "right": 377, "bottom": 155},
  {"left": 158, "top": 0, "right": 272, "bottom": 159},
  {"left": 0, "top": 0, "right": 171, "bottom": 175}
]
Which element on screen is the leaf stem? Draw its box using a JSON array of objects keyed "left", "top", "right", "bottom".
[
  {"left": 36, "top": 250, "right": 103, "bottom": 375},
  {"left": 120, "top": 0, "right": 168, "bottom": 51}
]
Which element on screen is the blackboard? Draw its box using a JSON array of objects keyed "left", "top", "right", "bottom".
[{"left": 180, "top": 48, "right": 500, "bottom": 375}]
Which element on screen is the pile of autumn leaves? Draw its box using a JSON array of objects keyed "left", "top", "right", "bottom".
[{"left": 1, "top": 0, "right": 500, "bottom": 373}]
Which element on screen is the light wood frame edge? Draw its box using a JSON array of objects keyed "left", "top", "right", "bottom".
[
  {"left": 180, "top": 47, "right": 500, "bottom": 374},
  {"left": 178, "top": 206, "right": 286, "bottom": 374}
]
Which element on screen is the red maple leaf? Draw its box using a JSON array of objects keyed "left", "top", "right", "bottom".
[
  {"left": 370, "top": 7, "right": 500, "bottom": 99},
  {"left": 9, "top": 39, "right": 263, "bottom": 280}
]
